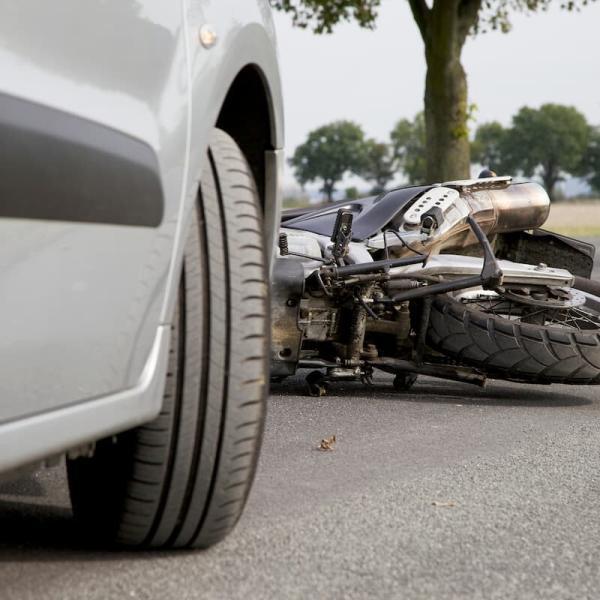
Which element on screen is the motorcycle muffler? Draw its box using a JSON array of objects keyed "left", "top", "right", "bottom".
[{"left": 468, "top": 181, "right": 551, "bottom": 235}]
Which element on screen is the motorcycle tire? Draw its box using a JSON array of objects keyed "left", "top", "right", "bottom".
[{"left": 427, "top": 276, "right": 600, "bottom": 384}]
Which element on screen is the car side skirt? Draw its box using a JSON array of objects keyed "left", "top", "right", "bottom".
[{"left": 0, "top": 325, "right": 170, "bottom": 474}]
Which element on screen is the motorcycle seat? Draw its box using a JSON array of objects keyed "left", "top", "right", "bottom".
[{"left": 282, "top": 185, "right": 432, "bottom": 241}]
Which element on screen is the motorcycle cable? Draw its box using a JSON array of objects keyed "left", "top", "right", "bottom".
[
  {"left": 355, "top": 291, "right": 380, "bottom": 321},
  {"left": 285, "top": 251, "right": 332, "bottom": 264},
  {"left": 383, "top": 227, "right": 390, "bottom": 259},
  {"left": 384, "top": 228, "right": 426, "bottom": 257}
]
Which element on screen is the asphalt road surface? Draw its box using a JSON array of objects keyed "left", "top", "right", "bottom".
[
  {"left": 1, "top": 242, "right": 600, "bottom": 600},
  {"left": 1, "top": 374, "right": 600, "bottom": 600}
]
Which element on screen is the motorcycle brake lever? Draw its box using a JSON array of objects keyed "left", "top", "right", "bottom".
[{"left": 466, "top": 215, "right": 503, "bottom": 287}]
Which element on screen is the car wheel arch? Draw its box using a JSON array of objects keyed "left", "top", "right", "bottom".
[{"left": 216, "top": 63, "right": 278, "bottom": 212}]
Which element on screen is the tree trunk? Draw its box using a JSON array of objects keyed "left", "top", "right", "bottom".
[
  {"left": 542, "top": 163, "right": 559, "bottom": 201},
  {"left": 323, "top": 180, "right": 335, "bottom": 203},
  {"left": 424, "top": 49, "right": 470, "bottom": 182},
  {"left": 409, "top": 0, "right": 481, "bottom": 183}
]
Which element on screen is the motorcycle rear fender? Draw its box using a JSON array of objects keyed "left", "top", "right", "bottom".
[{"left": 496, "top": 229, "right": 595, "bottom": 279}]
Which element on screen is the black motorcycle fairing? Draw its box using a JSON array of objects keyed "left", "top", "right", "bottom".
[{"left": 282, "top": 185, "right": 433, "bottom": 241}]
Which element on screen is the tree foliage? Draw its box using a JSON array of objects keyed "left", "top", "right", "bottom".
[
  {"left": 272, "top": 0, "right": 594, "bottom": 35},
  {"left": 271, "top": 0, "right": 380, "bottom": 33},
  {"left": 507, "top": 104, "right": 589, "bottom": 198},
  {"left": 473, "top": 104, "right": 590, "bottom": 199},
  {"left": 289, "top": 120, "right": 367, "bottom": 202},
  {"left": 360, "top": 139, "right": 397, "bottom": 194},
  {"left": 390, "top": 112, "right": 427, "bottom": 185},
  {"left": 471, "top": 121, "right": 508, "bottom": 173},
  {"left": 273, "top": 0, "right": 596, "bottom": 183},
  {"left": 345, "top": 185, "right": 360, "bottom": 199},
  {"left": 476, "top": 0, "right": 594, "bottom": 34},
  {"left": 580, "top": 126, "right": 600, "bottom": 194}
]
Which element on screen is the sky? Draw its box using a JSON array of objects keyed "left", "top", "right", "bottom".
[{"left": 271, "top": 1, "right": 600, "bottom": 191}]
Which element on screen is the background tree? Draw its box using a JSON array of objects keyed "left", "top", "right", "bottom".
[
  {"left": 290, "top": 120, "right": 367, "bottom": 202},
  {"left": 390, "top": 112, "right": 426, "bottom": 184},
  {"left": 503, "top": 104, "right": 589, "bottom": 199},
  {"left": 345, "top": 186, "right": 360, "bottom": 199},
  {"left": 580, "top": 126, "right": 600, "bottom": 194},
  {"left": 361, "top": 139, "right": 396, "bottom": 194},
  {"left": 471, "top": 121, "right": 508, "bottom": 173},
  {"left": 272, "top": 0, "right": 596, "bottom": 182}
]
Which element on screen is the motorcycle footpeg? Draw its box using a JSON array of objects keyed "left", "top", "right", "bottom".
[{"left": 306, "top": 371, "right": 329, "bottom": 397}]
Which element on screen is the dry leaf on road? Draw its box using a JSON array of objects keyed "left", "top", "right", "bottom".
[{"left": 318, "top": 435, "right": 336, "bottom": 451}]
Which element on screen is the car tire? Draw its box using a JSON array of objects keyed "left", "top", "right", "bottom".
[{"left": 67, "top": 128, "right": 268, "bottom": 549}]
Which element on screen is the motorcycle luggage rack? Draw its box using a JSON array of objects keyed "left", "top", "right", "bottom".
[{"left": 442, "top": 175, "right": 512, "bottom": 192}]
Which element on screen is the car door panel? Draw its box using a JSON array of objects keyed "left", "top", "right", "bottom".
[{"left": 0, "top": 0, "right": 188, "bottom": 422}]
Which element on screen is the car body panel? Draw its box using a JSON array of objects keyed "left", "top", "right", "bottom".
[
  {"left": 0, "top": 0, "right": 186, "bottom": 424},
  {"left": 0, "top": 0, "right": 282, "bottom": 470},
  {"left": 159, "top": 0, "right": 284, "bottom": 322},
  {"left": 0, "top": 325, "right": 171, "bottom": 475}
]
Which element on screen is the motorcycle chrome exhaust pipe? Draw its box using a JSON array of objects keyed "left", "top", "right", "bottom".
[{"left": 469, "top": 181, "right": 550, "bottom": 234}]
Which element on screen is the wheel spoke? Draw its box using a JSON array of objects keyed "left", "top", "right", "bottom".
[{"left": 463, "top": 290, "right": 600, "bottom": 331}]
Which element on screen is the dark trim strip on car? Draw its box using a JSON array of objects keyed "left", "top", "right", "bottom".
[{"left": 0, "top": 92, "right": 163, "bottom": 227}]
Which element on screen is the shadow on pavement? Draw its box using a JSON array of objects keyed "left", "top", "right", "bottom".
[
  {"left": 0, "top": 498, "right": 79, "bottom": 555},
  {"left": 401, "top": 382, "right": 593, "bottom": 407},
  {"left": 271, "top": 375, "right": 594, "bottom": 408},
  {"left": 0, "top": 477, "right": 187, "bottom": 562},
  {"left": 0, "top": 477, "right": 46, "bottom": 498}
]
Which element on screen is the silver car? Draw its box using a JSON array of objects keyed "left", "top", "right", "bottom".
[{"left": 0, "top": 0, "right": 283, "bottom": 549}]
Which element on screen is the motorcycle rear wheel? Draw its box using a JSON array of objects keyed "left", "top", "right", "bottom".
[{"left": 427, "top": 277, "right": 600, "bottom": 384}]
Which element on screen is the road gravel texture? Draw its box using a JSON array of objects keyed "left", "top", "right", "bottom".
[{"left": 1, "top": 239, "right": 599, "bottom": 600}]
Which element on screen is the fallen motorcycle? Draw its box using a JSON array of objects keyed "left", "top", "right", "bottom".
[{"left": 271, "top": 175, "right": 600, "bottom": 396}]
